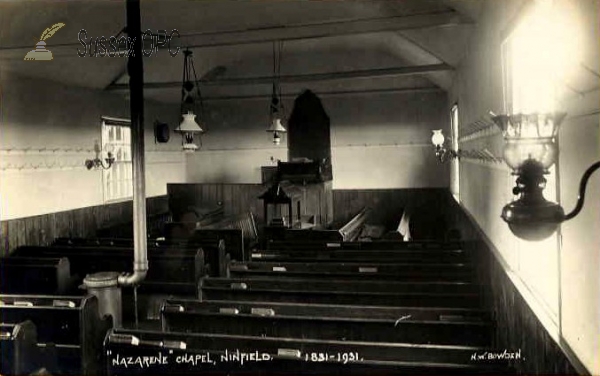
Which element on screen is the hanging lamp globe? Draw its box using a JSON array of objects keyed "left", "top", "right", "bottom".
[{"left": 175, "top": 111, "right": 204, "bottom": 152}]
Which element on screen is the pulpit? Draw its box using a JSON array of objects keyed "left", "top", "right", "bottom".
[{"left": 259, "top": 181, "right": 299, "bottom": 228}]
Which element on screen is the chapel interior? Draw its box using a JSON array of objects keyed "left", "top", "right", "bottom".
[{"left": 0, "top": 0, "right": 598, "bottom": 375}]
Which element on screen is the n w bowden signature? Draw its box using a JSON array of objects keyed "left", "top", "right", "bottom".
[{"left": 471, "top": 349, "right": 523, "bottom": 361}]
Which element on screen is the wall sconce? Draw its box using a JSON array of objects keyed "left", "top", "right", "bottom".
[
  {"left": 431, "top": 129, "right": 461, "bottom": 162},
  {"left": 492, "top": 112, "right": 600, "bottom": 241},
  {"left": 85, "top": 141, "right": 115, "bottom": 170}
]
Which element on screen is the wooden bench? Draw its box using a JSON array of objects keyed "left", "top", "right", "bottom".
[
  {"left": 161, "top": 299, "right": 491, "bottom": 346},
  {"left": 96, "top": 211, "right": 173, "bottom": 239},
  {"left": 189, "top": 229, "right": 244, "bottom": 263},
  {"left": 161, "top": 298, "right": 489, "bottom": 323},
  {"left": 229, "top": 261, "right": 474, "bottom": 282},
  {"left": 0, "top": 321, "right": 45, "bottom": 375},
  {"left": 338, "top": 207, "right": 370, "bottom": 241},
  {"left": 251, "top": 248, "right": 467, "bottom": 263},
  {"left": 0, "top": 294, "right": 112, "bottom": 375},
  {"left": 0, "top": 257, "right": 75, "bottom": 294},
  {"left": 205, "top": 211, "right": 259, "bottom": 253},
  {"left": 104, "top": 328, "right": 507, "bottom": 375},
  {"left": 266, "top": 239, "right": 463, "bottom": 251},
  {"left": 199, "top": 277, "right": 481, "bottom": 308},
  {"left": 11, "top": 246, "right": 208, "bottom": 287},
  {"left": 50, "top": 237, "right": 228, "bottom": 278}
]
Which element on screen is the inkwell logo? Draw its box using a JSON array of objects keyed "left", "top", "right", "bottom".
[{"left": 24, "top": 23, "right": 65, "bottom": 61}]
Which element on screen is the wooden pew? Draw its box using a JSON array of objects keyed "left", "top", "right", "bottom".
[
  {"left": 96, "top": 211, "right": 173, "bottom": 239},
  {"left": 104, "top": 328, "right": 508, "bottom": 375},
  {"left": 0, "top": 294, "right": 112, "bottom": 375},
  {"left": 161, "top": 299, "right": 491, "bottom": 346},
  {"left": 228, "top": 261, "right": 473, "bottom": 282},
  {"left": 0, "top": 321, "right": 45, "bottom": 375},
  {"left": 251, "top": 248, "right": 467, "bottom": 263},
  {"left": 50, "top": 237, "right": 227, "bottom": 278},
  {"left": 161, "top": 299, "right": 489, "bottom": 323},
  {"left": 338, "top": 207, "right": 370, "bottom": 241},
  {"left": 199, "top": 277, "right": 482, "bottom": 308},
  {"left": 0, "top": 257, "right": 75, "bottom": 294},
  {"left": 266, "top": 239, "right": 462, "bottom": 251},
  {"left": 205, "top": 211, "right": 259, "bottom": 253},
  {"left": 10, "top": 246, "right": 208, "bottom": 297},
  {"left": 189, "top": 229, "right": 244, "bottom": 263}
]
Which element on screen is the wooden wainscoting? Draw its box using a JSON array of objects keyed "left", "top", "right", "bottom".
[
  {"left": 167, "top": 183, "right": 334, "bottom": 227},
  {"left": 0, "top": 196, "right": 169, "bottom": 256},
  {"left": 332, "top": 188, "right": 454, "bottom": 238},
  {"left": 450, "top": 199, "right": 580, "bottom": 375}
]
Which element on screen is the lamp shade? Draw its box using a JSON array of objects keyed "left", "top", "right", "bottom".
[
  {"left": 267, "top": 118, "right": 286, "bottom": 133},
  {"left": 492, "top": 112, "right": 565, "bottom": 172},
  {"left": 175, "top": 111, "right": 204, "bottom": 134},
  {"left": 431, "top": 129, "right": 445, "bottom": 147}
]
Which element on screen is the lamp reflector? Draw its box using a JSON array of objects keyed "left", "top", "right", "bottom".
[
  {"left": 176, "top": 111, "right": 204, "bottom": 134},
  {"left": 267, "top": 118, "right": 286, "bottom": 133}
]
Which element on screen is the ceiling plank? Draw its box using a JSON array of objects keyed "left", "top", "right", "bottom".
[
  {"left": 199, "top": 87, "right": 444, "bottom": 101},
  {"left": 177, "top": 11, "right": 471, "bottom": 49},
  {"left": 0, "top": 11, "right": 470, "bottom": 60},
  {"left": 106, "top": 63, "right": 453, "bottom": 91}
]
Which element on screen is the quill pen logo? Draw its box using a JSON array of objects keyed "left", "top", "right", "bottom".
[{"left": 24, "top": 23, "right": 65, "bottom": 61}]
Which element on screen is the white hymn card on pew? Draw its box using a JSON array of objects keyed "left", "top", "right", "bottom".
[
  {"left": 326, "top": 243, "right": 341, "bottom": 248},
  {"left": 358, "top": 267, "right": 378, "bottom": 273},
  {"left": 231, "top": 282, "right": 247, "bottom": 290},
  {"left": 251, "top": 308, "right": 275, "bottom": 316},
  {"left": 219, "top": 307, "right": 239, "bottom": 315},
  {"left": 14, "top": 301, "right": 34, "bottom": 307},
  {"left": 278, "top": 348, "right": 302, "bottom": 358},
  {"left": 52, "top": 300, "right": 76, "bottom": 308},
  {"left": 272, "top": 266, "right": 287, "bottom": 272},
  {"left": 164, "top": 304, "right": 184, "bottom": 313}
]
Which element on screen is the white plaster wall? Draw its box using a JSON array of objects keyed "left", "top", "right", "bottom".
[
  {"left": 449, "top": 0, "right": 599, "bottom": 372},
  {"left": 186, "top": 91, "right": 449, "bottom": 189},
  {"left": 0, "top": 69, "right": 187, "bottom": 220}
]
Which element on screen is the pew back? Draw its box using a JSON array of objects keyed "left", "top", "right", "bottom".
[
  {"left": 0, "top": 294, "right": 112, "bottom": 375},
  {"left": 0, "top": 321, "right": 41, "bottom": 375},
  {"left": 0, "top": 257, "right": 73, "bottom": 294},
  {"left": 104, "top": 328, "right": 506, "bottom": 375}
]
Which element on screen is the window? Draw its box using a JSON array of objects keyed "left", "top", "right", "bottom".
[
  {"left": 102, "top": 117, "right": 132, "bottom": 202},
  {"left": 502, "top": 0, "right": 579, "bottom": 114},
  {"left": 499, "top": 0, "right": 581, "bottom": 332},
  {"left": 450, "top": 103, "right": 460, "bottom": 201}
]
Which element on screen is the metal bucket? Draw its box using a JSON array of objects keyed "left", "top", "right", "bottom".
[{"left": 83, "top": 272, "right": 122, "bottom": 328}]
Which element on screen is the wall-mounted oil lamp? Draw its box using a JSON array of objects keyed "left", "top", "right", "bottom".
[
  {"left": 85, "top": 141, "right": 115, "bottom": 170},
  {"left": 431, "top": 129, "right": 461, "bottom": 162},
  {"left": 492, "top": 112, "right": 600, "bottom": 241}
]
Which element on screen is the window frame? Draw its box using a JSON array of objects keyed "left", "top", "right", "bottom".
[{"left": 101, "top": 116, "right": 133, "bottom": 203}]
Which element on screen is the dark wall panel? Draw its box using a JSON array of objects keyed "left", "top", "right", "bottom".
[
  {"left": 332, "top": 188, "right": 454, "bottom": 239},
  {"left": 168, "top": 183, "right": 266, "bottom": 224},
  {"left": 450, "top": 199, "right": 580, "bottom": 375},
  {"left": 167, "top": 183, "right": 334, "bottom": 227},
  {"left": 0, "top": 196, "right": 168, "bottom": 256}
]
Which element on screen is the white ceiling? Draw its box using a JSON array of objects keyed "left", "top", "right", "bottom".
[{"left": 0, "top": 0, "right": 483, "bottom": 101}]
